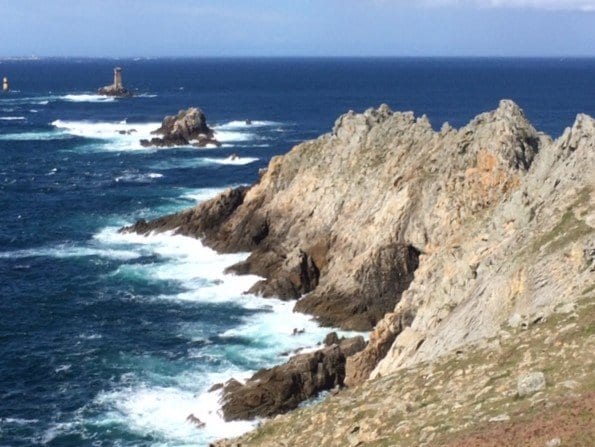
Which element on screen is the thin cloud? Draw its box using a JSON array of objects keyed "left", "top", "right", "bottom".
[{"left": 418, "top": 0, "right": 595, "bottom": 11}]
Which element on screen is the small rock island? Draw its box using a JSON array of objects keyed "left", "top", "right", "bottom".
[
  {"left": 98, "top": 67, "right": 132, "bottom": 97},
  {"left": 140, "top": 107, "right": 221, "bottom": 148}
]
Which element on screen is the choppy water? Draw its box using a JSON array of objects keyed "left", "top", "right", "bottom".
[{"left": 0, "top": 58, "right": 594, "bottom": 446}]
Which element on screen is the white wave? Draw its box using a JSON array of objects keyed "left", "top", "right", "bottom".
[
  {"left": 150, "top": 158, "right": 210, "bottom": 170},
  {"left": 41, "top": 422, "right": 76, "bottom": 444},
  {"left": 1, "top": 417, "right": 40, "bottom": 425},
  {"left": 95, "top": 225, "right": 360, "bottom": 358},
  {"left": 216, "top": 120, "right": 280, "bottom": 130},
  {"left": 78, "top": 333, "right": 102, "bottom": 340},
  {"left": 95, "top": 228, "right": 260, "bottom": 291},
  {"left": 59, "top": 94, "right": 115, "bottom": 103},
  {"left": 51, "top": 119, "right": 160, "bottom": 151},
  {"left": 0, "top": 96, "right": 50, "bottom": 106},
  {"left": 47, "top": 116, "right": 267, "bottom": 151},
  {"left": 29, "top": 109, "right": 39, "bottom": 113},
  {"left": 0, "top": 130, "right": 71, "bottom": 141},
  {"left": 114, "top": 172, "right": 163, "bottom": 183},
  {"left": 203, "top": 156, "right": 259, "bottom": 166},
  {"left": 213, "top": 297, "right": 363, "bottom": 367},
  {"left": 94, "top": 379, "right": 255, "bottom": 445},
  {"left": 210, "top": 119, "right": 278, "bottom": 144},
  {"left": 54, "top": 364, "right": 72, "bottom": 373},
  {"left": 212, "top": 129, "right": 256, "bottom": 143},
  {"left": 179, "top": 187, "right": 228, "bottom": 203},
  {"left": 136, "top": 93, "right": 158, "bottom": 98},
  {"left": 0, "top": 245, "right": 141, "bottom": 260},
  {"left": 87, "top": 219, "right": 363, "bottom": 445},
  {"left": 0, "top": 116, "right": 25, "bottom": 120}
]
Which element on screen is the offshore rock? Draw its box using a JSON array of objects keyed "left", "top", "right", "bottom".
[
  {"left": 98, "top": 84, "right": 131, "bottom": 97},
  {"left": 98, "top": 67, "right": 132, "bottom": 97},
  {"left": 220, "top": 335, "right": 366, "bottom": 421},
  {"left": 140, "top": 107, "right": 220, "bottom": 148}
]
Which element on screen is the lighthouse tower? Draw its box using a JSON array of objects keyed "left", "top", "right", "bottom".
[
  {"left": 2, "top": 77, "right": 8, "bottom": 92},
  {"left": 114, "top": 67, "right": 123, "bottom": 89}
]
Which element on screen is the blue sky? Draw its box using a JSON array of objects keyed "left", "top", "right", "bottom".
[{"left": 0, "top": 0, "right": 594, "bottom": 57}]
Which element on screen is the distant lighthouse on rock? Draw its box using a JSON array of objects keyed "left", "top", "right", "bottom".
[
  {"left": 113, "top": 67, "right": 123, "bottom": 89},
  {"left": 2, "top": 77, "right": 9, "bottom": 92},
  {"left": 98, "top": 67, "right": 132, "bottom": 97}
]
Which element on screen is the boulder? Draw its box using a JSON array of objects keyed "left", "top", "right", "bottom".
[
  {"left": 140, "top": 107, "right": 220, "bottom": 148},
  {"left": 220, "top": 336, "right": 366, "bottom": 421},
  {"left": 517, "top": 371, "right": 546, "bottom": 397}
]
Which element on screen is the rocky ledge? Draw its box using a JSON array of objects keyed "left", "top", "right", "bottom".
[
  {"left": 220, "top": 334, "right": 366, "bottom": 421},
  {"left": 140, "top": 107, "right": 220, "bottom": 148}
]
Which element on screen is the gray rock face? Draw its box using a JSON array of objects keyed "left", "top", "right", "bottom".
[
  {"left": 220, "top": 336, "right": 366, "bottom": 421},
  {"left": 517, "top": 371, "right": 546, "bottom": 397},
  {"left": 140, "top": 107, "right": 220, "bottom": 148}
]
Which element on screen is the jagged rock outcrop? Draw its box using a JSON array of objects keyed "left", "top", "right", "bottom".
[
  {"left": 367, "top": 108, "right": 594, "bottom": 383},
  {"left": 220, "top": 335, "right": 366, "bottom": 421},
  {"left": 140, "top": 107, "right": 220, "bottom": 148},
  {"left": 124, "top": 100, "right": 564, "bottom": 332}
]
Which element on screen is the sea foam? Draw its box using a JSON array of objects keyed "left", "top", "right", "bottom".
[
  {"left": 59, "top": 94, "right": 115, "bottom": 103},
  {"left": 0, "top": 130, "right": 72, "bottom": 141},
  {"left": 50, "top": 119, "right": 259, "bottom": 151},
  {"left": 202, "top": 156, "right": 259, "bottom": 166},
  {"left": 51, "top": 119, "right": 160, "bottom": 151},
  {"left": 0, "top": 245, "right": 142, "bottom": 261}
]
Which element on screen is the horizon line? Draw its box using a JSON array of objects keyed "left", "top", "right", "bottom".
[{"left": 2, "top": 55, "right": 595, "bottom": 61}]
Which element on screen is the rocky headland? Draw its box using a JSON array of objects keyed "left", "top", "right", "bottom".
[
  {"left": 122, "top": 100, "right": 594, "bottom": 445},
  {"left": 140, "top": 107, "right": 221, "bottom": 148}
]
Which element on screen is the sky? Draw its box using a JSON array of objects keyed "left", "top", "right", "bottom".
[{"left": 0, "top": 0, "right": 594, "bottom": 57}]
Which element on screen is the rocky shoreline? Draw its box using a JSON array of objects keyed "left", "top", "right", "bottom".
[{"left": 122, "top": 100, "right": 594, "bottom": 443}]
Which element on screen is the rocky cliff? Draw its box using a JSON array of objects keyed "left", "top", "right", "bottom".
[{"left": 123, "top": 100, "right": 594, "bottom": 444}]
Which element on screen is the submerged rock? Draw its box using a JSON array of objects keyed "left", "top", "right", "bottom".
[{"left": 139, "top": 107, "right": 220, "bottom": 148}]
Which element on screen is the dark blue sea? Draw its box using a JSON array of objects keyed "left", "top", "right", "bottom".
[{"left": 1, "top": 58, "right": 594, "bottom": 446}]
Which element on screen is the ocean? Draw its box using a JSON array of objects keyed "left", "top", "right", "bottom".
[{"left": 1, "top": 58, "right": 594, "bottom": 446}]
